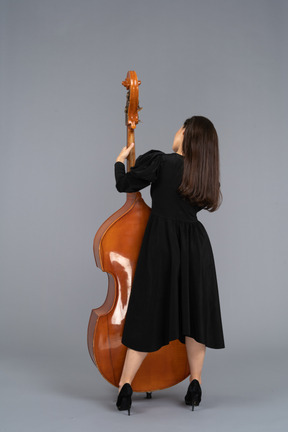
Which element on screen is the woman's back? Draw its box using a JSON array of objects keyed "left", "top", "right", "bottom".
[{"left": 151, "top": 152, "right": 203, "bottom": 222}]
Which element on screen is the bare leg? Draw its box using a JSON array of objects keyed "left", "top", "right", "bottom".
[
  {"left": 118, "top": 348, "right": 148, "bottom": 393},
  {"left": 185, "top": 336, "right": 206, "bottom": 384}
]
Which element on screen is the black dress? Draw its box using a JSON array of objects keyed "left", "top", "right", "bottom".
[{"left": 114, "top": 149, "right": 225, "bottom": 352}]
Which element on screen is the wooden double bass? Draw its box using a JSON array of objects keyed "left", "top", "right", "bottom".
[{"left": 87, "top": 71, "right": 190, "bottom": 393}]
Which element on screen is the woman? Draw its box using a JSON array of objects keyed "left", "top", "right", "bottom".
[{"left": 114, "top": 115, "right": 225, "bottom": 414}]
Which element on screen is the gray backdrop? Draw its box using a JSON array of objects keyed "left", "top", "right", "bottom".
[{"left": 1, "top": 0, "right": 287, "bottom": 431}]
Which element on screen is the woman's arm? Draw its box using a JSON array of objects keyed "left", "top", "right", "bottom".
[{"left": 114, "top": 146, "right": 164, "bottom": 193}]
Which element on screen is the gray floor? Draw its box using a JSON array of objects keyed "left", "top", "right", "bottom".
[{"left": 1, "top": 344, "right": 287, "bottom": 432}]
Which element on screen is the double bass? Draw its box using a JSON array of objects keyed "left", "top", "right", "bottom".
[{"left": 87, "top": 71, "right": 190, "bottom": 394}]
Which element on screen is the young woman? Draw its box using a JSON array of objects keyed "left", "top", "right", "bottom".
[{"left": 114, "top": 115, "right": 225, "bottom": 414}]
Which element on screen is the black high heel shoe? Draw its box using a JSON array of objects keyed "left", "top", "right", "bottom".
[
  {"left": 116, "top": 383, "right": 133, "bottom": 415},
  {"left": 184, "top": 379, "right": 202, "bottom": 411}
]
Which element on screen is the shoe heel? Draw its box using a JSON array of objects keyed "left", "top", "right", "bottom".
[
  {"left": 116, "top": 383, "right": 133, "bottom": 415},
  {"left": 191, "top": 396, "right": 201, "bottom": 411},
  {"left": 184, "top": 379, "right": 202, "bottom": 412}
]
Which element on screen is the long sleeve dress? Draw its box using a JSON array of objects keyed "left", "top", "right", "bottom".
[{"left": 114, "top": 149, "right": 225, "bottom": 352}]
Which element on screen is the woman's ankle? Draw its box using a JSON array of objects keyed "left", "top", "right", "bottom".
[
  {"left": 189, "top": 376, "right": 201, "bottom": 385},
  {"left": 118, "top": 381, "right": 132, "bottom": 392}
]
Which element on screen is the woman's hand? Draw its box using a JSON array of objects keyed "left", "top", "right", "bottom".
[{"left": 116, "top": 142, "right": 134, "bottom": 163}]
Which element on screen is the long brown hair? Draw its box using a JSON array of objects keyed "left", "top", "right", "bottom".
[{"left": 178, "top": 116, "right": 222, "bottom": 212}]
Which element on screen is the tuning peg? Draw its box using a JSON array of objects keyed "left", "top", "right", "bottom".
[
  {"left": 128, "top": 121, "right": 137, "bottom": 129},
  {"left": 138, "top": 80, "right": 141, "bottom": 86}
]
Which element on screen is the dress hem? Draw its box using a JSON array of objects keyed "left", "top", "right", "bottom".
[{"left": 121, "top": 334, "right": 225, "bottom": 353}]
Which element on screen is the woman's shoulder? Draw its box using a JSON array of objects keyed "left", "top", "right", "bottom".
[
  {"left": 162, "top": 152, "right": 184, "bottom": 163},
  {"left": 134, "top": 150, "right": 183, "bottom": 168},
  {"left": 137, "top": 148, "right": 165, "bottom": 158},
  {"left": 136, "top": 149, "right": 183, "bottom": 160},
  {"left": 134, "top": 149, "right": 165, "bottom": 166}
]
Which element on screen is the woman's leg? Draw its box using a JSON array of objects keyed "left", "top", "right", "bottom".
[
  {"left": 118, "top": 348, "right": 148, "bottom": 393},
  {"left": 185, "top": 336, "right": 206, "bottom": 384}
]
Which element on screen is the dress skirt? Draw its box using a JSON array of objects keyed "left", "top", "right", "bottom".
[{"left": 121, "top": 212, "right": 225, "bottom": 352}]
